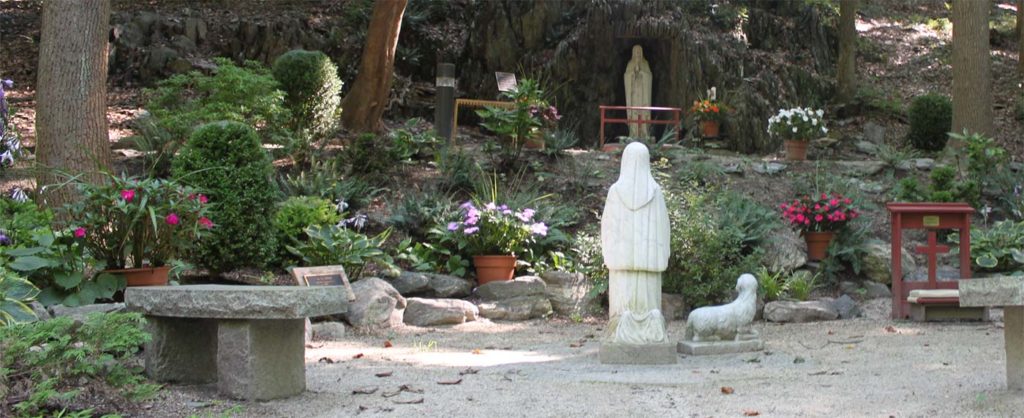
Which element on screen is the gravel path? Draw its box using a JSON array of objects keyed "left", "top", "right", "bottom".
[{"left": 143, "top": 300, "right": 1024, "bottom": 418}]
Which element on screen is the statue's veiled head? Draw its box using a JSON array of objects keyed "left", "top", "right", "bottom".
[
  {"left": 631, "top": 45, "right": 644, "bottom": 61},
  {"left": 614, "top": 142, "right": 657, "bottom": 210}
]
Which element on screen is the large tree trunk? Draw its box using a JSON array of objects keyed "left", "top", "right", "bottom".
[
  {"left": 950, "top": 0, "right": 993, "bottom": 143},
  {"left": 836, "top": 0, "right": 858, "bottom": 103},
  {"left": 36, "top": 0, "right": 112, "bottom": 214},
  {"left": 1018, "top": 0, "right": 1024, "bottom": 76},
  {"left": 340, "top": 0, "right": 408, "bottom": 133}
]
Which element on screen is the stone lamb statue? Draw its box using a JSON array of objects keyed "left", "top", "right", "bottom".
[{"left": 683, "top": 274, "right": 758, "bottom": 342}]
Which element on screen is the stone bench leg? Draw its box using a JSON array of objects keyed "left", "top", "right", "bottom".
[
  {"left": 145, "top": 317, "right": 218, "bottom": 384},
  {"left": 217, "top": 319, "right": 306, "bottom": 400},
  {"left": 1006, "top": 306, "right": 1024, "bottom": 391}
]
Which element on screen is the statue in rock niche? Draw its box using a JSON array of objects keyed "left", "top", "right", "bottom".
[
  {"left": 624, "top": 45, "right": 652, "bottom": 139},
  {"left": 601, "top": 142, "right": 670, "bottom": 344}
]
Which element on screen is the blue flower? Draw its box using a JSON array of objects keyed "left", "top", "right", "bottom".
[
  {"left": 447, "top": 222, "right": 459, "bottom": 231},
  {"left": 530, "top": 222, "right": 548, "bottom": 236},
  {"left": 463, "top": 226, "right": 479, "bottom": 235}
]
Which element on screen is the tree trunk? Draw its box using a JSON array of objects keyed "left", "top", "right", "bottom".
[
  {"left": 836, "top": 0, "right": 858, "bottom": 103},
  {"left": 340, "top": 0, "right": 408, "bottom": 133},
  {"left": 951, "top": 0, "right": 993, "bottom": 144},
  {"left": 1018, "top": 0, "right": 1024, "bottom": 76},
  {"left": 36, "top": 0, "right": 112, "bottom": 214}
]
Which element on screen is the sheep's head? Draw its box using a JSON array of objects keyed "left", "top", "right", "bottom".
[{"left": 736, "top": 273, "right": 757, "bottom": 294}]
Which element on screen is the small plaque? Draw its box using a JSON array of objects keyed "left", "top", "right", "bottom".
[
  {"left": 291, "top": 265, "right": 355, "bottom": 301},
  {"left": 922, "top": 215, "right": 940, "bottom": 228},
  {"left": 495, "top": 72, "right": 517, "bottom": 92}
]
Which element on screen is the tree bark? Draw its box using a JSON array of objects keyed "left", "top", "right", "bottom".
[
  {"left": 340, "top": 0, "right": 408, "bottom": 133},
  {"left": 836, "top": 0, "right": 858, "bottom": 103},
  {"left": 951, "top": 0, "right": 993, "bottom": 144},
  {"left": 1018, "top": 0, "right": 1024, "bottom": 76},
  {"left": 36, "top": 0, "right": 112, "bottom": 213}
]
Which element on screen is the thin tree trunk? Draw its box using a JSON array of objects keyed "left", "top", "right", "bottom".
[
  {"left": 950, "top": 0, "right": 993, "bottom": 144},
  {"left": 36, "top": 0, "right": 112, "bottom": 215},
  {"left": 836, "top": 0, "right": 858, "bottom": 103},
  {"left": 340, "top": 0, "right": 408, "bottom": 133},
  {"left": 1018, "top": 0, "right": 1024, "bottom": 76}
]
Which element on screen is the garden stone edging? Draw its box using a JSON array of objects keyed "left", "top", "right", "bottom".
[
  {"left": 764, "top": 299, "right": 839, "bottom": 323},
  {"left": 475, "top": 276, "right": 547, "bottom": 300},
  {"left": 539, "top": 271, "right": 597, "bottom": 316},
  {"left": 49, "top": 303, "right": 125, "bottom": 322},
  {"left": 344, "top": 277, "right": 406, "bottom": 329},
  {"left": 387, "top": 271, "right": 474, "bottom": 298},
  {"left": 477, "top": 295, "right": 553, "bottom": 321},
  {"left": 862, "top": 240, "right": 917, "bottom": 285},
  {"left": 311, "top": 321, "right": 346, "bottom": 341},
  {"left": 403, "top": 298, "right": 479, "bottom": 326}
]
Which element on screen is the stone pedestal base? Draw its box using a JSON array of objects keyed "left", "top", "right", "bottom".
[
  {"left": 599, "top": 342, "right": 677, "bottom": 365},
  {"left": 909, "top": 304, "right": 988, "bottom": 322},
  {"left": 678, "top": 339, "right": 765, "bottom": 356},
  {"left": 145, "top": 317, "right": 218, "bottom": 384},
  {"left": 1005, "top": 306, "right": 1024, "bottom": 391}
]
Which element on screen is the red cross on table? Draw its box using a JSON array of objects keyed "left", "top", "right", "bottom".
[{"left": 915, "top": 230, "right": 949, "bottom": 285}]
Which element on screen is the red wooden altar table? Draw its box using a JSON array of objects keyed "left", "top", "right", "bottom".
[
  {"left": 886, "top": 203, "right": 974, "bottom": 319},
  {"left": 598, "top": 105, "right": 682, "bottom": 148}
]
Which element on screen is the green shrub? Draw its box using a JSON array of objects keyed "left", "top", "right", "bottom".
[
  {"left": 287, "top": 225, "right": 393, "bottom": 279},
  {"left": 786, "top": 271, "right": 818, "bottom": 301},
  {"left": 0, "top": 313, "right": 159, "bottom": 416},
  {"left": 950, "top": 220, "right": 1024, "bottom": 274},
  {"left": 144, "top": 58, "right": 290, "bottom": 147},
  {"left": 344, "top": 133, "right": 395, "bottom": 175},
  {"left": 435, "top": 146, "right": 478, "bottom": 192},
  {"left": 273, "top": 196, "right": 341, "bottom": 266},
  {"left": 171, "top": 121, "right": 280, "bottom": 272},
  {"left": 272, "top": 49, "right": 342, "bottom": 138},
  {"left": 756, "top": 266, "right": 787, "bottom": 302},
  {"left": 388, "top": 190, "right": 457, "bottom": 240},
  {"left": 276, "top": 158, "right": 384, "bottom": 212},
  {"left": 0, "top": 197, "right": 53, "bottom": 247},
  {"left": 388, "top": 118, "right": 441, "bottom": 162},
  {"left": 907, "top": 94, "right": 952, "bottom": 151}
]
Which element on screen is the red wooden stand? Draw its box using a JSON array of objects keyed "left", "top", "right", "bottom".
[
  {"left": 886, "top": 203, "right": 974, "bottom": 319},
  {"left": 598, "top": 105, "right": 683, "bottom": 148}
]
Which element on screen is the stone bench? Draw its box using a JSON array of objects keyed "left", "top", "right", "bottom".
[
  {"left": 959, "top": 277, "right": 1024, "bottom": 391},
  {"left": 125, "top": 285, "right": 351, "bottom": 400}
]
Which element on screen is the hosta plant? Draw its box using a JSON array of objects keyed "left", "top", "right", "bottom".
[{"left": 0, "top": 266, "right": 39, "bottom": 326}]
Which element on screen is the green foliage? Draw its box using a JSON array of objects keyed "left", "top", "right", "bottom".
[
  {"left": 907, "top": 94, "right": 952, "bottom": 151},
  {"left": 853, "top": 85, "right": 904, "bottom": 118},
  {"left": 171, "top": 121, "right": 280, "bottom": 273},
  {"left": 950, "top": 220, "right": 1024, "bottom": 274},
  {"left": 0, "top": 313, "right": 158, "bottom": 416},
  {"left": 819, "top": 220, "right": 871, "bottom": 284},
  {"left": 388, "top": 190, "right": 456, "bottom": 240},
  {"left": 786, "top": 271, "right": 818, "bottom": 301},
  {"left": 952, "top": 130, "right": 1008, "bottom": 188},
  {"left": 394, "top": 237, "right": 470, "bottom": 277},
  {"left": 344, "top": 133, "right": 395, "bottom": 175},
  {"left": 894, "top": 167, "right": 979, "bottom": 206},
  {"left": 663, "top": 182, "right": 764, "bottom": 307},
  {"left": 271, "top": 49, "right": 342, "bottom": 139},
  {"left": 434, "top": 146, "right": 477, "bottom": 192},
  {"left": 144, "top": 58, "right": 290, "bottom": 147},
  {"left": 0, "top": 197, "right": 53, "bottom": 247},
  {"left": 273, "top": 196, "right": 341, "bottom": 266},
  {"left": 717, "top": 191, "right": 781, "bottom": 250},
  {"left": 387, "top": 118, "right": 441, "bottom": 162},
  {"left": 276, "top": 158, "right": 383, "bottom": 212},
  {"left": 539, "top": 128, "right": 579, "bottom": 159},
  {"left": 0, "top": 266, "right": 40, "bottom": 325},
  {"left": 755, "top": 266, "right": 787, "bottom": 302},
  {"left": 476, "top": 79, "right": 559, "bottom": 171},
  {"left": 126, "top": 117, "right": 179, "bottom": 177},
  {"left": 2, "top": 229, "right": 124, "bottom": 307},
  {"left": 287, "top": 225, "right": 393, "bottom": 279}
]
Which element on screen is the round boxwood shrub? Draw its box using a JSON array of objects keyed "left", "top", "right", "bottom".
[
  {"left": 271, "top": 50, "right": 342, "bottom": 137},
  {"left": 907, "top": 93, "right": 952, "bottom": 151},
  {"left": 171, "top": 121, "right": 280, "bottom": 272}
]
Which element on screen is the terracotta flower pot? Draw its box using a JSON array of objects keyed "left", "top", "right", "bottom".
[
  {"left": 524, "top": 136, "right": 545, "bottom": 150},
  {"left": 107, "top": 266, "right": 171, "bottom": 287},
  {"left": 784, "top": 140, "right": 809, "bottom": 161},
  {"left": 473, "top": 255, "right": 517, "bottom": 285},
  {"left": 803, "top": 231, "right": 835, "bottom": 261},
  {"left": 700, "top": 120, "right": 720, "bottom": 138}
]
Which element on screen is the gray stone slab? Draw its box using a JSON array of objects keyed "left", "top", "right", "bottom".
[
  {"left": 1005, "top": 306, "right": 1024, "bottom": 391},
  {"left": 678, "top": 339, "right": 764, "bottom": 356},
  {"left": 599, "top": 342, "right": 677, "bottom": 365},
  {"left": 959, "top": 276, "right": 1024, "bottom": 308},
  {"left": 217, "top": 319, "right": 306, "bottom": 400},
  {"left": 125, "top": 285, "right": 351, "bottom": 319},
  {"left": 909, "top": 304, "right": 988, "bottom": 322},
  {"left": 145, "top": 317, "right": 218, "bottom": 384}
]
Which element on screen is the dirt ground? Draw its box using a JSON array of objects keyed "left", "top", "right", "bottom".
[{"left": 138, "top": 300, "right": 1024, "bottom": 418}]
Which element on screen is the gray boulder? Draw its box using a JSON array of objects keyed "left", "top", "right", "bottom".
[
  {"left": 761, "top": 227, "right": 807, "bottom": 273},
  {"left": 403, "top": 298, "right": 478, "bottom": 326},
  {"left": 50, "top": 303, "right": 125, "bottom": 322},
  {"left": 863, "top": 281, "right": 892, "bottom": 299},
  {"left": 388, "top": 271, "right": 430, "bottom": 295},
  {"left": 477, "top": 295, "right": 552, "bottom": 321},
  {"left": 764, "top": 299, "right": 839, "bottom": 323},
  {"left": 833, "top": 295, "right": 861, "bottom": 319},
  {"left": 862, "top": 240, "right": 916, "bottom": 284},
  {"left": 312, "top": 321, "right": 346, "bottom": 341},
  {"left": 475, "top": 276, "right": 547, "bottom": 301},
  {"left": 840, "top": 280, "right": 892, "bottom": 300},
  {"left": 387, "top": 271, "right": 474, "bottom": 298},
  {"left": 539, "top": 271, "right": 597, "bottom": 316},
  {"left": 344, "top": 278, "right": 406, "bottom": 329},
  {"left": 661, "top": 293, "right": 686, "bottom": 321}
]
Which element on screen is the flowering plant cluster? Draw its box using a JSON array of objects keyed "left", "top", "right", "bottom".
[
  {"left": 767, "top": 107, "right": 828, "bottom": 141},
  {"left": 690, "top": 99, "right": 727, "bottom": 122},
  {"left": 0, "top": 79, "right": 23, "bottom": 173},
  {"left": 447, "top": 201, "right": 548, "bottom": 256},
  {"left": 477, "top": 79, "right": 558, "bottom": 158},
  {"left": 65, "top": 173, "right": 213, "bottom": 269},
  {"left": 779, "top": 193, "right": 859, "bottom": 233}
]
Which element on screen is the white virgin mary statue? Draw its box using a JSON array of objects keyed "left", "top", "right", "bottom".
[
  {"left": 601, "top": 142, "right": 670, "bottom": 344},
  {"left": 624, "top": 45, "right": 652, "bottom": 139}
]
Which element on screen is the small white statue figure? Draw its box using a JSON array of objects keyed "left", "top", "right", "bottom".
[
  {"left": 624, "top": 45, "right": 652, "bottom": 139},
  {"left": 602, "top": 142, "right": 670, "bottom": 344},
  {"left": 683, "top": 274, "right": 758, "bottom": 342}
]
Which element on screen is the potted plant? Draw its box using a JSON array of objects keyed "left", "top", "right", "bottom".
[
  {"left": 768, "top": 107, "right": 828, "bottom": 161},
  {"left": 447, "top": 201, "right": 548, "bottom": 284},
  {"left": 690, "top": 98, "right": 727, "bottom": 139},
  {"left": 66, "top": 173, "right": 213, "bottom": 286},
  {"left": 476, "top": 79, "right": 560, "bottom": 161},
  {"left": 779, "top": 193, "right": 859, "bottom": 261}
]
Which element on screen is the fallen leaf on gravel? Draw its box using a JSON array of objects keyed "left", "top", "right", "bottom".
[
  {"left": 743, "top": 410, "right": 761, "bottom": 416},
  {"left": 375, "top": 371, "right": 393, "bottom": 378},
  {"left": 472, "top": 349, "right": 482, "bottom": 355},
  {"left": 352, "top": 387, "right": 378, "bottom": 395},
  {"left": 437, "top": 378, "right": 462, "bottom": 385},
  {"left": 459, "top": 367, "right": 479, "bottom": 375},
  {"left": 384, "top": 340, "right": 393, "bottom": 348},
  {"left": 318, "top": 357, "right": 336, "bottom": 364},
  {"left": 793, "top": 356, "right": 806, "bottom": 364},
  {"left": 358, "top": 405, "right": 368, "bottom": 411},
  {"left": 584, "top": 334, "right": 595, "bottom": 339},
  {"left": 884, "top": 325, "right": 898, "bottom": 333},
  {"left": 392, "top": 397, "right": 424, "bottom": 405},
  {"left": 569, "top": 341, "right": 584, "bottom": 348},
  {"left": 721, "top": 387, "right": 734, "bottom": 395},
  {"left": 353, "top": 353, "right": 365, "bottom": 359},
  {"left": 827, "top": 330, "right": 834, "bottom": 335},
  {"left": 744, "top": 358, "right": 760, "bottom": 363}
]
